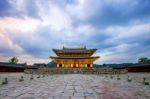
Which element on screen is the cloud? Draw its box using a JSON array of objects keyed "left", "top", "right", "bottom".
[
  {"left": 0, "top": 0, "right": 13, "bottom": 17},
  {"left": 0, "top": 0, "right": 150, "bottom": 65},
  {"left": 104, "top": 23, "right": 150, "bottom": 45},
  {"left": 18, "top": 54, "right": 50, "bottom": 65},
  {"left": 0, "top": 54, "right": 50, "bottom": 65},
  {"left": 0, "top": 16, "right": 41, "bottom": 59},
  {"left": 0, "top": 30, "right": 24, "bottom": 56},
  {"left": 67, "top": 0, "right": 150, "bottom": 27},
  {"left": 66, "top": 0, "right": 102, "bottom": 20},
  {"left": 95, "top": 43, "right": 150, "bottom": 64},
  {"left": 35, "top": 1, "right": 73, "bottom": 31},
  {"left": 0, "top": 16, "right": 41, "bottom": 33}
]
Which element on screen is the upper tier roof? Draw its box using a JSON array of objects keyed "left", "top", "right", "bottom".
[
  {"left": 63, "top": 46, "right": 86, "bottom": 50},
  {"left": 52, "top": 46, "right": 97, "bottom": 57}
]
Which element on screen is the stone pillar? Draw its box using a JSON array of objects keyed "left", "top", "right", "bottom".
[
  {"left": 85, "top": 64, "right": 87, "bottom": 68},
  {"left": 71, "top": 64, "right": 73, "bottom": 68},
  {"left": 90, "top": 64, "right": 93, "bottom": 68},
  {"left": 76, "top": 64, "right": 79, "bottom": 68},
  {"left": 57, "top": 64, "right": 59, "bottom": 68}
]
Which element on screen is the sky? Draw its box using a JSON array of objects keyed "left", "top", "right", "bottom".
[{"left": 0, "top": 0, "right": 150, "bottom": 65}]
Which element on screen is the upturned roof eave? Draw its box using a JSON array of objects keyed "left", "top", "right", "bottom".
[
  {"left": 52, "top": 48, "right": 97, "bottom": 54},
  {"left": 50, "top": 56, "right": 100, "bottom": 59}
]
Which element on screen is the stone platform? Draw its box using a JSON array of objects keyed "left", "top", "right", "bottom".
[{"left": 0, "top": 74, "right": 150, "bottom": 99}]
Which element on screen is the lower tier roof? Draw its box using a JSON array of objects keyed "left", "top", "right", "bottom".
[
  {"left": 50, "top": 56, "right": 100, "bottom": 64},
  {"left": 50, "top": 56, "right": 100, "bottom": 59}
]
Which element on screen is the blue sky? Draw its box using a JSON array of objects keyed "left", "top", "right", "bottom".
[{"left": 0, "top": 0, "right": 150, "bottom": 65}]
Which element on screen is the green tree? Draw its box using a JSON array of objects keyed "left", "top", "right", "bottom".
[
  {"left": 138, "top": 57, "right": 150, "bottom": 64},
  {"left": 9, "top": 57, "right": 18, "bottom": 64}
]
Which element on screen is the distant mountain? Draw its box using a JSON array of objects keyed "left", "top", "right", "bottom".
[
  {"left": 93, "top": 64, "right": 103, "bottom": 68},
  {"left": 94, "top": 63, "right": 134, "bottom": 68},
  {"left": 47, "top": 61, "right": 57, "bottom": 68},
  {"left": 107, "top": 63, "right": 133, "bottom": 69}
]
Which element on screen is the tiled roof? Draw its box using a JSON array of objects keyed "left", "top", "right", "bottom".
[
  {"left": 0, "top": 62, "right": 26, "bottom": 68},
  {"left": 62, "top": 49, "right": 86, "bottom": 53},
  {"left": 128, "top": 64, "right": 150, "bottom": 67},
  {"left": 53, "top": 49, "right": 96, "bottom": 53},
  {"left": 63, "top": 46, "right": 86, "bottom": 50},
  {"left": 52, "top": 46, "right": 98, "bottom": 57}
]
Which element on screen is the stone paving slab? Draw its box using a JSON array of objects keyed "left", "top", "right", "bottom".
[{"left": 0, "top": 74, "right": 150, "bottom": 99}]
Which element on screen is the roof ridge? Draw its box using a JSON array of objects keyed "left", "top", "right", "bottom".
[{"left": 63, "top": 46, "right": 86, "bottom": 50}]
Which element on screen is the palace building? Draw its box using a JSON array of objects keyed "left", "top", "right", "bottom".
[{"left": 50, "top": 46, "right": 100, "bottom": 68}]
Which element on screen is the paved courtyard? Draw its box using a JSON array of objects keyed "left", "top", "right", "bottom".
[{"left": 0, "top": 73, "right": 150, "bottom": 99}]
